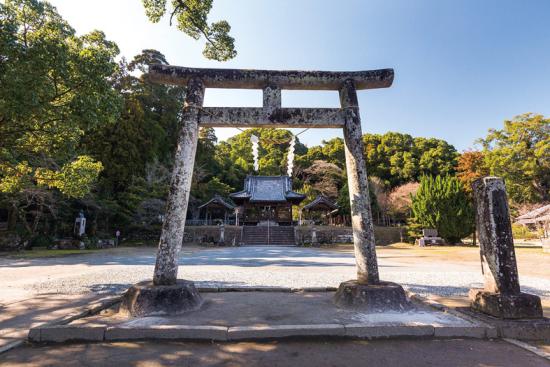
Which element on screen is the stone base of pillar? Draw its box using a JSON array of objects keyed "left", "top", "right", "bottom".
[
  {"left": 469, "top": 289, "right": 543, "bottom": 319},
  {"left": 334, "top": 280, "right": 411, "bottom": 312},
  {"left": 120, "top": 280, "right": 203, "bottom": 317}
]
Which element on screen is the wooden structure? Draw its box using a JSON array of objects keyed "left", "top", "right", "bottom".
[
  {"left": 230, "top": 175, "right": 305, "bottom": 226},
  {"left": 149, "top": 64, "right": 394, "bottom": 287},
  {"left": 197, "top": 195, "right": 236, "bottom": 225},
  {"left": 515, "top": 204, "right": 550, "bottom": 238},
  {"left": 300, "top": 196, "right": 339, "bottom": 225}
]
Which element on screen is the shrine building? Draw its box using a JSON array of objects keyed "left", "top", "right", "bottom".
[{"left": 230, "top": 175, "right": 305, "bottom": 226}]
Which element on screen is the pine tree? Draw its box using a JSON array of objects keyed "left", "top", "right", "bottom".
[{"left": 410, "top": 175, "right": 474, "bottom": 243}]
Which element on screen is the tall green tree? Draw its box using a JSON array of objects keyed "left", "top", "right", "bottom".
[
  {"left": 0, "top": 0, "right": 121, "bottom": 198},
  {"left": 363, "top": 132, "right": 458, "bottom": 188},
  {"left": 410, "top": 175, "right": 474, "bottom": 243},
  {"left": 0, "top": 0, "right": 121, "bottom": 236},
  {"left": 479, "top": 113, "right": 550, "bottom": 204}
]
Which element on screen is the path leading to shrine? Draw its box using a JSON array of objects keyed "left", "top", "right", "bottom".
[
  {"left": 2, "top": 245, "right": 549, "bottom": 300},
  {"left": 1, "top": 244, "right": 549, "bottom": 352}
]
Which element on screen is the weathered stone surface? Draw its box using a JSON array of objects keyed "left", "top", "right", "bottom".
[
  {"left": 27, "top": 328, "right": 41, "bottom": 342},
  {"left": 40, "top": 326, "right": 105, "bottom": 342},
  {"left": 433, "top": 325, "right": 487, "bottom": 338},
  {"left": 469, "top": 289, "right": 543, "bottom": 319},
  {"left": 119, "top": 280, "right": 203, "bottom": 317},
  {"left": 150, "top": 65, "right": 394, "bottom": 91},
  {"left": 105, "top": 325, "right": 227, "bottom": 341},
  {"left": 153, "top": 78, "right": 204, "bottom": 285},
  {"left": 470, "top": 177, "right": 543, "bottom": 319},
  {"left": 263, "top": 84, "right": 281, "bottom": 112},
  {"left": 472, "top": 177, "right": 520, "bottom": 294},
  {"left": 227, "top": 324, "right": 345, "bottom": 340},
  {"left": 199, "top": 107, "right": 345, "bottom": 128},
  {"left": 334, "top": 280, "right": 411, "bottom": 311},
  {"left": 340, "top": 80, "right": 380, "bottom": 284},
  {"left": 344, "top": 324, "right": 434, "bottom": 338}
]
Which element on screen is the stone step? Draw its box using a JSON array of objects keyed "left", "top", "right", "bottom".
[{"left": 242, "top": 226, "right": 295, "bottom": 246}]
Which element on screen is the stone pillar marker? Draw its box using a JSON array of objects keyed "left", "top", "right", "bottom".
[
  {"left": 469, "top": 177, "right": 542, "bottom": 319},
  {"left": 120, "top": 78, "right": 205, "bottom": 316},
  {"left": 333, "top": 79, "right": 409, "bottom": 311}
]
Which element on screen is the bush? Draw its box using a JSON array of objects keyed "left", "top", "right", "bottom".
[
  {"left": 410, "top": 175, "right": 475, "bottom": 243},
  {"left": 512, "top": 224, "right": 540, "bottom": 240},
  {"left": 28, "top": 234, "right": 55, "bottom": 249}
]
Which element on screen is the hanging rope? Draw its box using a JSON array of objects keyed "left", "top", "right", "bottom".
[
  {"left": 250, "top": 134, "right": 259, "bottom": 172},
  {"left": 287, "top": 135, "right": 296, "bottom": 176}
]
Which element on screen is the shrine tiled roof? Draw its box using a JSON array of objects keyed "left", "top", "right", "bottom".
[
  {"left": 230, "top": 176, "right": 306, "bottom": 203},
  {"left": 198, "top": 195, "right": 236, "bottom": 210},
  {"left": 302, "top": 196, "right": 339, "bottom": 211}
]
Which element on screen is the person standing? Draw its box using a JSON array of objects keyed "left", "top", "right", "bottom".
[{"left": 115, "top": 229, "right": 121, "bottom": 247}]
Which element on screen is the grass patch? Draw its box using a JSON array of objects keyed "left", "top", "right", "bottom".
[{"left": 0, "top": 247, "right": 100, "bottom": 259}]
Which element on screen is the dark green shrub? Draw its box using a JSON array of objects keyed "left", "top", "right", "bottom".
[{"left": 410, "top": 175, "right": 474, "bottom": 243}]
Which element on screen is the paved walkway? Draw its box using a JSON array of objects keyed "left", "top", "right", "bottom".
[
  {"left": 2, "top": 246, "right": 549, "bottom": 299},
  {"left": 1, "top": 245, "right": 549, "bottom": 358}
]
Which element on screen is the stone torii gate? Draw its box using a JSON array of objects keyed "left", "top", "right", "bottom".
[{"left": 122, "top": 65, "right": 409, "bottom": 315}]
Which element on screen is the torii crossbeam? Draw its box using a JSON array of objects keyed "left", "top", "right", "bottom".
[
  {"left": 143, "top": 65, "right": 409, "bottom": 314},
  {"left": 149, "top": 65, "right": 393, "bottom": 128}
]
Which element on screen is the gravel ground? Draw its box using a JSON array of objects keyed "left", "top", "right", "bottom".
[{"left": 3, "top": 246, "right": 548, "bottom": 300}]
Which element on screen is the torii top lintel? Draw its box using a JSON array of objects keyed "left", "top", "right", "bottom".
[{"left": 149, "top": 64, "right": 394, "bottom": 91}]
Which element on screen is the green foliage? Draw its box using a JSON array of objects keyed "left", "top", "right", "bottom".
[
  {"left": 479, "top": 113, "right": 550, "bottom": 204},
  {"left": 35, "top": 156, "right": 103, "bottom": 198},
  {"left": 0, "top": 0, "right": 121, "bottom": 198},
  {"left": 142, "top": 0, "right": 236, "bottom": 61},
  {"left": 511, "top": 223, "right": 541, "bottom": 240},
  {"left": 363, "top": 133, "right": 458, "bottom": 188},
  {"left": 410, "top": 175, "right": 474, "bottom": 243}
]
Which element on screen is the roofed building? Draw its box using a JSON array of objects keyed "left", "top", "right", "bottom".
[
  {"left": 230, "top": 175, "right": 305, "bottom": 226},
  {"left": 197, "top": 195, "right": 236, "bottom": 225},
  {"left": 301, "top": 195, "right": 339, "bottom": 225}
]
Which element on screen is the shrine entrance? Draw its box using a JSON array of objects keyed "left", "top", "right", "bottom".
[{"left": 148, "top": 64, "right": 397, "bottom": 293}]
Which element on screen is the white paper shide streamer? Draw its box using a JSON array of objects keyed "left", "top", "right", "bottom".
[
  {"left": 287, "top": 135, "right": 296, "bottom": 176},
  {"left": 250, "top": 134, "right": 259, "bottom": 172}
]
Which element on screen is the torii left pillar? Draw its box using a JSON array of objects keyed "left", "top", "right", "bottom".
[{"left": 120, "top": 78, "right": 205, "bottom": 316}]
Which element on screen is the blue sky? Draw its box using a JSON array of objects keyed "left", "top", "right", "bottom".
[{"left": 49, "top": 0, "right": 550, "bottom": 151}]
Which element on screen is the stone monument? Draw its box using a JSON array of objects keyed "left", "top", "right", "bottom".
[{"left": 469, "top": 177, "right": 543, "bottom": 319}]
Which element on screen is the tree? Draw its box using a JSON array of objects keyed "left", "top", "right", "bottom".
[
  {"left": 479, "top": 113, "right": 550, "bottom": 204},
  {"left": 410, "top": 175, "right": 474, "bottom": 243},
  {"left": 387, "top": 182, "right": 420, "bottom": 223},
  {"left": 142, "top": 0, "right": 236, "bottom": 61},
  {"left": 362, "top": 132, "right": 458, "bottom": 188},
  {"left": 0, "top": 0, "right": 121, "bottom": 235},
  {"left": 0, "top": 0, "right": 121, "bottom": 198},
  {"left": 456, "top": 151, "right": 489, "bottom": 194}
]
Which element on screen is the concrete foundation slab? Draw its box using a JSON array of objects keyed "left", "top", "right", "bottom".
[
  {"left": 30, "top": 291, "right": 491, "bottom": 343},
  {"left": 39, "top": 326, "right": 105, "bottom": 342},
  {"left": 344, "top": 324, "right": 434, "bottom": 338},
  {"left": 105, "top": 325, "right": 227, "bottom": 341}
]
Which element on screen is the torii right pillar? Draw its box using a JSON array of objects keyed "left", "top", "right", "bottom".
[
  {"left": 334, "top": 79, "right": 410, "bottom": 311},
  {"left": 469, "top": 177, "right": 542, "bottom": 319}
]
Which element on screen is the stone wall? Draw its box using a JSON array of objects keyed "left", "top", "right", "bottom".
[
  {"left": 295, "top": 226, "right": 402, "bottom": 246},
  {"left": 126, "top": 225, "right": 402, "bottom": 246},
  {"left": 183, "top": 226, "right": 242, "bottom": 246}
]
